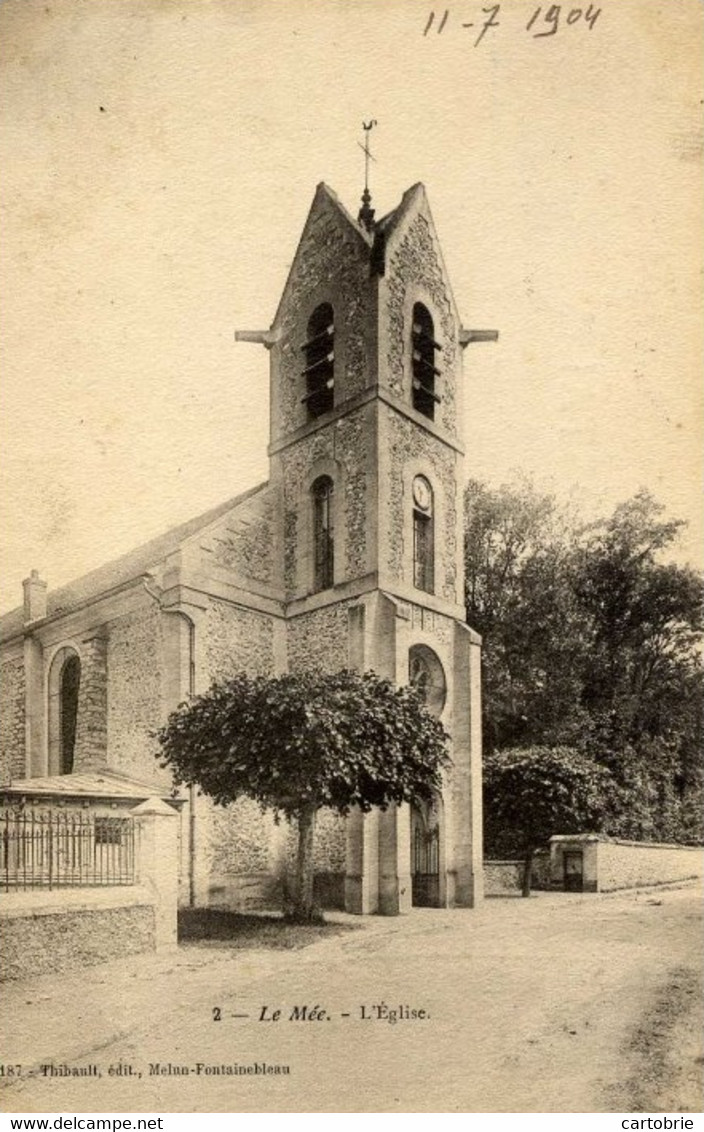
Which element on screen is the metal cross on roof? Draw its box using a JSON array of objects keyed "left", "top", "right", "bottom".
[
  {"left": 357, "top": 120, "right": 378, "bottom": 232},
  {"left": 358, "top": 119, "right": 377, "bottom": 192}
]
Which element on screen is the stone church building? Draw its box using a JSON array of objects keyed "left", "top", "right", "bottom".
[{"left": 0, "top": 180, "right": 491, "bottom": 915}]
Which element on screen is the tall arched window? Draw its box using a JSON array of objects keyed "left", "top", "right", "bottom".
[
  {"left": 302, "top": 302, "right": 334, "bottom": 419},
  {"left": 60, "top": 655, "right": 80, "bottom": 774},
  {"left": 312, "top": 475, "right": 335, "bottom": 591},
  {"left": 411, "top": 303, "right": 441, "bottom": 421},
  {"left": 48, "top": 646, "right": 81, "bottom": 775},
  {"left": 412, "top": 475, "right": 434, "bottom": 594}
]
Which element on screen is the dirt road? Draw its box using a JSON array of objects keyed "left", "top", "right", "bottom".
[{"left": 1, "top": 883, "right": 701, "bottom": 1113}]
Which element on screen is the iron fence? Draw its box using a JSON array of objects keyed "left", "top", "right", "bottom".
[{"left": 1, "top": 808, "right": 135, "bottom": 891}]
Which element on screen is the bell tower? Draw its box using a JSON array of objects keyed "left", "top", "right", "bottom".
[{"left": 236, "top": 170, "right": 497, "bottom": 914}]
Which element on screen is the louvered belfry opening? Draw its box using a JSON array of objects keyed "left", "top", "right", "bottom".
[
  {"left": 302, "top": 302, "right": 335, "bottom": 419},
  {"left": 412, "top": 302, "right": 441, "bottom": 420}
]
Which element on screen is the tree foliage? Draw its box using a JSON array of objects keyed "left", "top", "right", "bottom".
[
  {"left": 483, "top": 746, "right": 616, "bottom": 894},
  {"left": 466, "top": 480, "right": 704, "bottom": 848},
  {"left": 157, "top": 669, "right": 449, "bottom": 920}
]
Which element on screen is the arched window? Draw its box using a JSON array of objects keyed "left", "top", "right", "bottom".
[
  {"left": 302, "top": 302, "right": 334, "bottom": 419},
  {"left": 312, "top": 475, "right": 335, "bottom": 591},
  {"left": 412, "top": 475, "right": 434, "bottom": 594},
  {"left": 60, "top": 655, "right": 80, "bottom": 774},
  {"left": 409, "top": 645, "right": 446, "bottom": 717},
  {"left": 48, "top": 647, "right": 81, "bottom": 775},
  {"left": 411, "top": 303, "right": 441, "bottom": 421}
]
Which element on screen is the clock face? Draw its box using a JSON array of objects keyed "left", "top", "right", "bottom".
[{"left": 413, "top": 476, "right": 432, "bottom": 511}]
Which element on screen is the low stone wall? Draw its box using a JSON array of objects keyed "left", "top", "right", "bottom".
[
  {"left": 595, "top": 839, "right": 704, "bottom": 892},
  {"left": 484, "top": 855, "right": 551, "bottom": 894},
  {"left": 0, "top": 888, "right": 155, "bottom": 982},
  {"left": 484, "top": 860, "right": 523, "bottom": 894}
]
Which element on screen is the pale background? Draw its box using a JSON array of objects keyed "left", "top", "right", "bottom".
[{"left": 1, "top": 0, "right": 702, "bottom": 616}]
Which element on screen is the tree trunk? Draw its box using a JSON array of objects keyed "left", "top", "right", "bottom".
[
  {"left": 289, "top": 803, "right": 319, "bottom": 923},
  {"left": 521, "top": 846, "right": 535, "bottom": 898}
]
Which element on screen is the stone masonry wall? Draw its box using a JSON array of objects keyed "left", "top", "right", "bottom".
[
  {"left": 484, "top": 857, "right": 551, "bottom": 895},
  {"left": 201, "top": 490, "right": 275, "bottom": 586},
  {"left": 209, "top": 798, "right": 276, "bottom": 876},
  {"left": 276, "top": 195, "right": 371, "bottom": 438},
  {"left": 385, "top": 212, "right": 459, "bottom": 440},
  {"left": 286, "top": 602, "right": 353, "bottom": 674},
  {"left": 107, "top": 607, "right": 166, "bottom": 782},
  {"left": 596, "top": 841, "right": 704, "bottom": 892},
  {"left": 336, "top": 411, "right": 368, "bottom": 580},
  {"left": 385, "top": 410, "right": 459, "bottom": 603},
  {"left": 279, "top": 405, "right": 370, "bottom": 595},
  {"left": 313, "top": 808, "right": 347, "bottom": 871},
  {"left": 73, "top": 631, "right": 108, "bottom": 773},
  {"left": 203, "top": 600, "right": 275, "bottom": 682},
  {"left": 0, "top": 902, "right": 155, "bottom": 982},
  {"left": 283, "top": 808, "right": 347, "bottom": 910},
  {"left": 284, "top": 808, "right": 347, "bottom": 872},
  {"left": 199, "top": 797, "right": 285, "bottom": 911},
  {"left": 197, "top": 605, "right": 277, "bottom": 909},
  {"left": 0, "top": 657, "right": 25, "bottom": 783}
]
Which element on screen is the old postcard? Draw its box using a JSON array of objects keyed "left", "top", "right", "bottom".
[{"left": 1, "top": 0, "right": 702, "bottom": 1116}]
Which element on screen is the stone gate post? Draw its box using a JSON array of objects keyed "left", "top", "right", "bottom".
[{"left": 132, "top": 797, "right": 179, "bottom": 951}]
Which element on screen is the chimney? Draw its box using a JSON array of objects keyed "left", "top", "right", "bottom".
[{"left": 23, "top": 569, "right": 47, "bottom": 623}]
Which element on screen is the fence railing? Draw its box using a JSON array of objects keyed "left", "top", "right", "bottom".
[{"left": 2, "top": 809, "right": 135, "bottom": 891}]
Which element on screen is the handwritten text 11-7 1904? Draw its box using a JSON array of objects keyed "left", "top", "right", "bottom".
[{"left": 422, "top": 4, "right": 602, "bottom": 46}]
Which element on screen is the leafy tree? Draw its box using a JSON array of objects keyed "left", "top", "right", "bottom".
[
  {"left": 466, "top": 479, "right": 704, "bottom": 847},
  {"left": 483, "top": 746, "right": 617, "bottom": 895},
  {"left": 573, "top": 491, "right": 703, "bottom": 839},
  {"left": 157, "top": 669, "right": 449, "bottom": 922},
  {"left": 464, "top": 477, "right": 589, "bottom": 752}
]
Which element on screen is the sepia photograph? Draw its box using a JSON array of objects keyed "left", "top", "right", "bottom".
[{"left": 0, "top": 0, "right": 702, "bottom": 1117}]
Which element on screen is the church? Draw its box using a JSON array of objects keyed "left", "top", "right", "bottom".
[{"left": 0, "top": 176, "right": 493, "bottom": 915}]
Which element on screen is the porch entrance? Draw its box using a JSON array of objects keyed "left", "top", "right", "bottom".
[{"left": 411, "top": 802, "right": 441, "bottom": 907}]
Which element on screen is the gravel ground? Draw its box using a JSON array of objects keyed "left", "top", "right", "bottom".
[{"left": 1, "top": 882, "right": 701, "bottom": 1113}]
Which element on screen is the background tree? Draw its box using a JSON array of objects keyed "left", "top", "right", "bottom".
[
  {"left": 466, "top": 479, "right": 704, "bottom": 850},
  {"left": 483, "top": 746, "right": 618, "bottom": 895},
  {"left": 573, "top": 492, "right": 703, "bottom": 840},
  {"left": 464, "top": 477, "right": 590, "bottom": 752},
  {"left": 157, "top": 669, "right": 449, "bottom": 922}
]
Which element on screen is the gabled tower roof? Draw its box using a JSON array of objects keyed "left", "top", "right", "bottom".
[
  {"left": 271, "top": 183, "right": 374, "bottom": 331},
  {"left": 271, "top": 181, "right": 463, "bottom": 332}
]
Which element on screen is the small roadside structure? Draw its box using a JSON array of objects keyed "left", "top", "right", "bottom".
[
  {"left": 549, "top": 834, "right": 704, "bottom": 893},
  {"left": 482, "top": 746, "right": 616, "bottom": 896}
]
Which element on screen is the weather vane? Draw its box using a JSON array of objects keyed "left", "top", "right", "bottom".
[{"left": 357, "top": 119, "right": 377, "bottom": 232}]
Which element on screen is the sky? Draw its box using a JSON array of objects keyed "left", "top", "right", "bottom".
[{"left": 1, "top": 0, "right": 702, "bottom": 614}]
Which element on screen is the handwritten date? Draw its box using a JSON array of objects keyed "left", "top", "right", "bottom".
[{"left": 423, "top": 4, "right": 601, "bottom": 46}]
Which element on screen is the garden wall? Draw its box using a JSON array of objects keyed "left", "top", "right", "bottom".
[
  {"left": 0, "top": 888, "right": 156, "bottom": 982},
  {"left": 484, "top": 854, "right": 551, "bottom": 895},
  {"left": 595, "top": 839, "right": 703, "bottom": 892}
]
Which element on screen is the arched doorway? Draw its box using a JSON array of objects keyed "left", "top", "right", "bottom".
[
  {"left": 409, "top": 644, "right": 446, "bottom": 907},
  {"left": 411, "top": 797, "right": 441, "bottom": 907}
]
